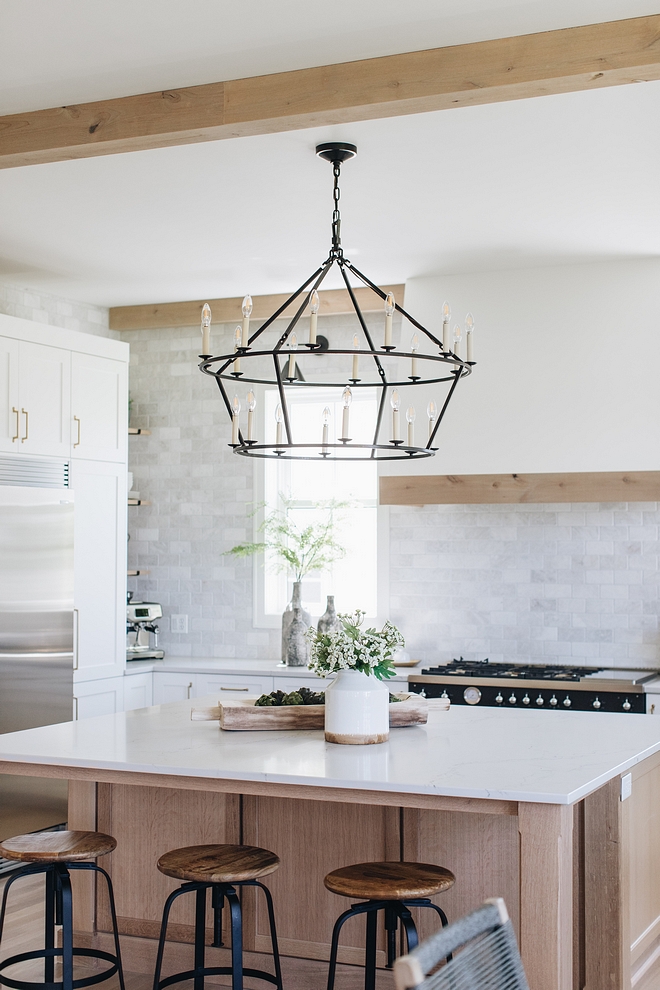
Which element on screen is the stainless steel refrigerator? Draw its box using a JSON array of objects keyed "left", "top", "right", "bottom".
[{"left": 0, "top": 471, "right": 74, "bottom": 843}]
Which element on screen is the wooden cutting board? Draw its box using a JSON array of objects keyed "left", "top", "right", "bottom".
[{"left": 191, "top": 692, "right": 447, "bottom": 731}]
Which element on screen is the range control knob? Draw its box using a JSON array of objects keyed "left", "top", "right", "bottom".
[
  {"left": 536, "top": 695, "right": 544, "bottom": 706},
  {"left": 549, "top": 695, "right": 558, "bottom": 707},
  {"left": 495, "top": 693, "right": 504, "bottom": 704},
  {"left": 508, "top": 694, "right": 517, "bottom": 705},
  {"left": 563, "top": 696, "right": 572, "bottom": 707},
  {"left": 593, "top": 697, "right": 601, "bottom": 710},
  {"left": 623, "top": 698, "right": 631, "bottom": 711},
  {"left": 522, "top": 694, "right": 530, "bottom": 705},
  {"left": 463, "top": 687, "right": 481, "bottom": 706}
]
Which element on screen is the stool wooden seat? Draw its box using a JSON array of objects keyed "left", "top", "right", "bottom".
[
  {"left": 325, "top": 861, "right": 455, "bottom": 901},
  {"left": 324, "top": 861, "right": 455, "bottom": 990},
  {"left": 0, "top": 830, "right": 116, "bottom": 864},
  {"left": 157, "top": 843, "right": 279, "bottom": 884},
  {"left": 153, "top": 843, "right": 282, "bottom": 990}
]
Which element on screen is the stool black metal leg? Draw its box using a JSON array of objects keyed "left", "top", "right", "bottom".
[
  {"left": 364, "top": 908, "right": 378, "bottom": 990},
  {"left": 193, "top": 887, "right": 206, "bottom": 990},
  {"left": 153, "top": 886, "right": 189, "bottom": 990},
  {"left": 91, "top": 864, "right": 126, "bottom": 990},
  {"left": 43, "top": 867, "right": 56, "bottom": 986},
  {"left": 57, "top": 867, "right": 74, "bottom": 990},
  {"left": 253, "top": 882, "right": 283, "bottom": 990},
  {"left": 384, "top": 903, "right": 398, "bottom": 969},
  {"left": 0, "top": 868, "right": 31, "bottom": 945},
  {"left": 395, "top": 904, "right": 418, "bottom": 954},
  {"left": 225, "top": 887, "right": 243, "bottom": 990},
  {"left": 211, "top": 886, "right": 224, "bottom": 948},
  {"left": 326, "top": 906, "right": 362, "bottom": 990}
]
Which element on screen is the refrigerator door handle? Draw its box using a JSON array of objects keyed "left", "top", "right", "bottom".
[{"left": 73, "top": 608, "right": 79, "bottom": 670}]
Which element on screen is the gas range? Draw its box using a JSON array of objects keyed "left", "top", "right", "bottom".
[{"left": 408, "top": 659, "right": 660, "bottom": 714}]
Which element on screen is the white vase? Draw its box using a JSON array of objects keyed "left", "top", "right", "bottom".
[{"left": 324, "top": 669, "right": 389, "bottom": 745}]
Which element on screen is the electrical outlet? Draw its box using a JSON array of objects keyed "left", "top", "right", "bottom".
[{"left": 171, "top": 614, "right": 188, "bottom": 634}]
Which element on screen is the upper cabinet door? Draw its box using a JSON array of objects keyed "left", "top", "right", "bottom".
[
  {"left": 71, "top": 353, "right": 128, "bottom": 462},
  {"left": 18, "top": 341, "right": 71, "bottom": 457},
  {"left": 0, "top": 336, "right": 19, "bottom": 453}
]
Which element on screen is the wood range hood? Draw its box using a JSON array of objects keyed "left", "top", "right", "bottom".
[{"left": 379, "top": 471, "right": 660, "bottom": 505}]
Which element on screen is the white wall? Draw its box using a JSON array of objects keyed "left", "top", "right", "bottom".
[{"left": 381, "top": 258, "right": 660, "bottom": 476}]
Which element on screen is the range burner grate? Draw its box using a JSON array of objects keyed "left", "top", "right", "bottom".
[{"left": 422, "top": 659, "right": 604, "bottom": 681}]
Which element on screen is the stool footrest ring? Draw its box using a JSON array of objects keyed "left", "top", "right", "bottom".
[
  {"left": 0, "top": 948, "right": 119, "bottom": 990},
  {"left": 156, "top": 966, "right": 279, "bottom": 990}
]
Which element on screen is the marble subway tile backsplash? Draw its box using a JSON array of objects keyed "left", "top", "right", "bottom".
[
  {"left": 0, "top": 280, "right": 114, "bottom": 338},
  {"left": 389, "top": 502, "right": 660, "bottom": 669}
]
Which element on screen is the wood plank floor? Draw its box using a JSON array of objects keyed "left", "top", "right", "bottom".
[{"left": 0, "top": 873, "right": 397, "bottom": 989}]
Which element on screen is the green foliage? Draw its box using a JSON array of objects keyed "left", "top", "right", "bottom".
[
  {"left": 225, "top": 496, "right": 347, "bottom": 582},
  {"left": 308, "top": 609, "right": 404, "bottom": 681}
]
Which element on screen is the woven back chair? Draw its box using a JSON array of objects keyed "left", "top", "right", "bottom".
[{"left": 393, "top": 898, "right": 530, "bottom": 990}]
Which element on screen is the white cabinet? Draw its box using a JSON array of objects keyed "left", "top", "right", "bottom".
[
  {"left": 74, "top": 675, "right": 124, "bottom": 719},
  {"left": 18, "top": 341, "right": 71, "bottom": 457},
  {"left": 124, "top": 672, "right": 153, "bottom": 711},
  {"left": 197, "top": 673, "right": 274, "bottom": 698},
  {"left": 70, "top": 459, "right": 127, "bottom": 681},
  {"left": 0, "top": 337, "right": 19, "bottom": 452},
  {"left": 275, "top": 675, "right": 331, "bottom": 692},
  {"left": 153, "top": 672, "right": 197, "bottom": 704},
  {"left": 71, "top": 353, "right": 128, "bottom": 462}
]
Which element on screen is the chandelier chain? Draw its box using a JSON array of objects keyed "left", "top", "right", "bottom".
[{"left": 331, "top": 161, "right": 342, "bottom": 256}]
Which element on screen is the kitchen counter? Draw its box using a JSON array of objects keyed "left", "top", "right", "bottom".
[
  {"left": 125, "top": 656, "right": 419, "bottom": 683},
  {"left": 2, "top": 702, "right": 658, "bottom": 989}
]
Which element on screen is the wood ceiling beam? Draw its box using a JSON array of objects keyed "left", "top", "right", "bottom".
[
  {"left": 2, "top": 15, "right": 660, "bottom": 169},
  {"left": 109, "top": 284, "right": 404, "bottom": 331},
  {"left": 379, "top": 472, "right": 660, "bottom": 505}
]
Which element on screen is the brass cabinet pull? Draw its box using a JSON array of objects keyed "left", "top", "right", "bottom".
[
  {"left": 74, "top": 415, "right": 81, "bottom": 447},
  {"left": 11, "top": 407, "right": 19, "bottom": 442},
  {"left": 219, "top": 686, "right": 250, "bottom": 691},
  {"left": 186, "top": 682, "right": 193, "bottom": 699},
  {"left": 21, "top": 408, "right": 28, "bottom": 442}
]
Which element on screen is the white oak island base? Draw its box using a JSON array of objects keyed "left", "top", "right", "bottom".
[{"left": 3, "top": 701, "right": 660, "bottom": 989}]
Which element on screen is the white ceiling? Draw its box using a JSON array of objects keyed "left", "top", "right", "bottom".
[{"left": 1, "top": 0, "right": 659, "bottom": 307}]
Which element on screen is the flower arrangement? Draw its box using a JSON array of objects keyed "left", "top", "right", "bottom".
[{"left": 308, "top": 609, "right": 404, "bottom": 681}]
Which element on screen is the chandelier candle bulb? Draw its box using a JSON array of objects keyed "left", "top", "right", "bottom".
[
  {"left": 428, "top": 399, "right": 437, "bottom": 440},
  {"left": 410, "top": 334, "right": 419, "bottom": 379},
  {"left": 275, "top": 404, "right": 283, "bottom": 448},
  {"left": 341, "top": 386, "right": 352, "bottom": 440},
  {"left": 241, "top": 294, "right": 252, "bottom": 348},
  {"left": 442, "top": 300, "right": 451, "bottom": 352},
  {"left": 465, "top": 312, "right": 475, "bottom": 362},
  {"left": 231, "top": 395, "right": 241, "bottom": 446},
  {"left": 246, "top": 390, "right": 256, "bottom": 442},
  {"left": 309, "top": 290, "right": 320, "bottom": 345},
  {"left": 351, "top": 334, "right": 360, "bottom": 380},
  {"left": 322, "top": 406, "right": 331, "bottom": 451},
  {"left": 287, "top": 333, "right": 298, "bottom": 380},
  {"left": 384, "top": 292, "right": 395, "bottom": 347},
  {"left": 391, "top": 389, "right": 400, "bottom": 442},
  {"left": 453, "top": 324, "right": 462, "bottom": 369},
  {"left": 233, "top": 325, "right": 242, "bottom": 374},
  {"left": 406, "top": 406, "right": 416, "bottom": 447},
  {"left": 200, "top": 303, "right": 212, "bottom": 355}
]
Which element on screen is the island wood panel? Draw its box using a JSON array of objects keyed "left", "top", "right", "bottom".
[
  {"left": 2, "top": 15, "right": 660, "bottom": 168},
  {"left": 109, "top": 285, "right": 403, "bottom": 331},
  {"left": 95, "top": 783, "right": 240, "bottom": 941},
  {"left": 379, "top": 472, "right": 660, "bottom": 506},
  {"left": 402, "top": 807, "right": 520, "bottom": 944},
  {"left": 242, "top": 795, "right": 400, "bottom": 967},
  {"left": 627, "top": 751, "right": 660, "bottom": 988}
]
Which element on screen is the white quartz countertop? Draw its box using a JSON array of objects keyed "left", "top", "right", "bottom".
[
  {"left": 1, "top": 698, "right": 660, "bottom": 805},
  {"left": 125, "top": 657, "right": 418, "bottom": 682}
]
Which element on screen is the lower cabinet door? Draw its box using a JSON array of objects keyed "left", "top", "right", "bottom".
[
  {"left": 74, "top": 676, "right": 124, "bottom": 719},
  {"left": 123, "top": 672, "right": 153, "bottom": 710},
  {"left": 153, "top": 672, "right": 197, "bottom": 704}
]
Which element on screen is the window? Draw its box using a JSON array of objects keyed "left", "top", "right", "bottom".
[{"left": 253, "top": 386, "right": 385, "bottom": 624}]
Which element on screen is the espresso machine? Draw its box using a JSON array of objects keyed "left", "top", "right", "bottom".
[{"left": 126, "top": 597, "right": 164, "bottom": 661}]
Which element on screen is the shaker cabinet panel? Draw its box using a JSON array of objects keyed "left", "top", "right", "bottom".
[
  {"left": 153, "top": 672, "right": 198, "bottom": 705},
  {"left": 18, "top": 341, "right": 71, "bottom": 457},
  {"left": 70, "top": 460, "right": 127, "bottom": 681},
  {"left": 71, "top": 352, "right": 128, "bottom": 462},
  {"left": 0, "top": 337, "right": 19, "bottom": 453}
]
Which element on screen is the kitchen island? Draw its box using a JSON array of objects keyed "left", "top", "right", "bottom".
[{"left": 1, "top": 701, "right": 660, "bottom": 990}]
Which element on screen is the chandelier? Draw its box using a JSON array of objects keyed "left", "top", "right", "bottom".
[{"left": 198, "top": 142, "right": 475, "bottom": 460}]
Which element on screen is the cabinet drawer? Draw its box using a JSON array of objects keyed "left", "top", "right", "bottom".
[
  {"left": 197, "top": 674, "right": 274, "bottom": 698},
  {"left": 275, "top": 675, "right": 332, "bottom": 692}
]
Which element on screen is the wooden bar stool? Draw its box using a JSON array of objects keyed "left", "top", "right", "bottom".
[
  {"left": 324, "top": 861, "right": 455, "bottom": 990},
  {"left": 153, "top": 843, "right": 283, "bottom": 990},
  {"left": 0, "top": 831, "right": 124, "bottom": 990}
]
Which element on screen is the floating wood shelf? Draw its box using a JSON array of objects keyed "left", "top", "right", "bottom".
[
  {"left": 379, "top": 471, "right": 660, "bottom": 506},
  {"left": 128, "top": 427, "right": 151, "bottom": 435},
  {"left": 128, "top": 499, "right": 151, "bottom": 506}
]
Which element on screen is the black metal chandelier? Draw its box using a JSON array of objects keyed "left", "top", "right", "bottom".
[{"left": 198, "top": 142, "right": 475, "bottom": 460}]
